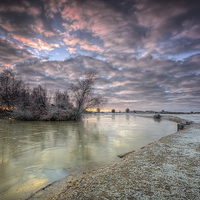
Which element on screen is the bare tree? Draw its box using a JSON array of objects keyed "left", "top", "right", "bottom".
[
  {"left": 0, "top": 69, "right": 26, "bottom": 110},
  {"left": 55, "top": 90, "right": 72, "bottom": 109},
  {"left": 126, "top": 108, "right": 130, "bottom": 113},
  {"left": 31, "top": 85, "right": 50, "bottom": 111},
  {"left": 1, "top": 69, "right": 108, "bottom": 121},
  {"left": 17, "top": 85, "right": 31, "bottom": 110},
  {"left": 69, "top": 70, "right": 107, "bottom": 119}
]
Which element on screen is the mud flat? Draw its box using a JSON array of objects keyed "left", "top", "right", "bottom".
[{"left": 27, "top": 115, "right": 200, "bottom": 200}]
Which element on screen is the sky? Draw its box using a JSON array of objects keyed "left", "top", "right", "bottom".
[{"left": 0, "top": 0, "right": 200, "bottom": 112}]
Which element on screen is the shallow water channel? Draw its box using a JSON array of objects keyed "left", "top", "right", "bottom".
[{"left": 0, "top": 114, "right": 177, "bottom": 200}]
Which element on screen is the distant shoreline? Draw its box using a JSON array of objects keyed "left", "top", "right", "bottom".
[{"left": 87, "top": 111, "right": 200, "bottom": 114}]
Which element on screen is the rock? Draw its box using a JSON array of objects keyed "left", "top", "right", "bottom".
[
  {"left": 177, "top": 121, "right": 193, "bottom": 131},
  {"left": 177, "top": 123, "right": 184, "bottom": 131},
  {"left": 153, "top": 114, "right": 162, "bottom": 119},
  {"left": 118, "top": 150, "right": 135, "bottom": 158},
  {"left": 185, "top": 121, "right": 193, "bottom": 125}
]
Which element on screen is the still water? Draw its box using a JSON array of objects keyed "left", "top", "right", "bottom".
[{"left": 0, "top": 114, "right": 177, "bottom": 200}]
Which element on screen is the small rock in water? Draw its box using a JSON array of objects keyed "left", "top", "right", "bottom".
[{"left": 154, "top": 114, "right": 162, "bottom": 119}]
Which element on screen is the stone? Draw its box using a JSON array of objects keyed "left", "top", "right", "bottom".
[
  {"left": 177, "top": 123, "right": 184, "bottom": 131},
  {"left": 154, "top": 114, "right": 162, "bottom": 119}
]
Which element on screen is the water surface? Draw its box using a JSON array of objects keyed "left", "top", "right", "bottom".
[{"left": 0, "top": 114, "right": 177, "bottom": 200}]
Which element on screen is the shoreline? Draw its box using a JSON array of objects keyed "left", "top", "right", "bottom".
[{"left": 27, "top": 115, "right": 200, "bottom": 199}]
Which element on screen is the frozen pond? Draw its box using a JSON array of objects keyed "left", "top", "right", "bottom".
[{"left": 0, "top": 114, "right": 177, "bottom": 200}]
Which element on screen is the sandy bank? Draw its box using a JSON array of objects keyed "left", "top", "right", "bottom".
[{"left": 27, "top": 115, "right": 200, "bottom": 199}]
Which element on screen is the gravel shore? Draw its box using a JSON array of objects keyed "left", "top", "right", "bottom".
[{"left": 28, "top": 115, "right": 200, "bottom": 200}]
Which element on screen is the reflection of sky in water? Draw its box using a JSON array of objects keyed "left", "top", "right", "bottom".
[{"left": 0, "top": 114, "right": 177, "bottom": 200}]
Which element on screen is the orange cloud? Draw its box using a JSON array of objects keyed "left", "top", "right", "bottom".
[
  {"left": 13, "top": 35, "right": 59, "bottom": 51},
  {"left": 13, "top": 35, "right": 52, "bottom": 51},
  {"left": 52, "top": 44, "right": 60, "bottom": 48},
  {"left": 68, "top": 47, "right": 77, "bottom": 54}
]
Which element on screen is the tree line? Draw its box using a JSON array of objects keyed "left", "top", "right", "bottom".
[{"left": 0, "top": 69, "right": 107, "bottom": 121}]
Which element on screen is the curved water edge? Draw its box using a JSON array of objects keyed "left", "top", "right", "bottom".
[
  {"left": 27, "top": 114, "right": 187, "bottom": 199},
  {"left": 37, "top": 115, "right": 200, "bottom": 200},
  {"left": 0, "top": 113, "right": 178, "bottom": 200}
]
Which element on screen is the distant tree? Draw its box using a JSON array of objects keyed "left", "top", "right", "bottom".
[
  {"left": 55, "top": 90, "right": 72, "bottom": 109},
  {"left": 31, "top": 85, "right": 50, "bottom": 111},
  {"left": 96, "top": 107, "right": 100, "bottom": 112},
  {"left": 111, "top": 109, "right": 115, "bottom": 113},
  {"left": 69, "top": 70, "right": 107, "bottom": 120},
  {"left": 126, "top": 108, "right": 130, "bottom": 113},
  {"left": 0, "top": 69, "right": 26, "bottom": 110},
  {"left": 17, "top": 86, "right": 31, "bottom": 110}
]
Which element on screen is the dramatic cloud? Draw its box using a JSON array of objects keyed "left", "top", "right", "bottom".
[
  {"left": 0, "top": 0, "right": 200, "bottom": 111},
  {"left": 0, "top": 37, "right": 33, "bottom": 67},
  {"left": 63, "top": 34, "right": 101, "bottom": 52},
  {"left": 12, "top": 35, "right": 60, "bottom": 51}
]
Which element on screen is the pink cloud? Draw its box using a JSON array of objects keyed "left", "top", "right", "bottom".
[
  {"left": 52, "top": 44, "right": 60, "bottom": 48},
  {"left": 61, "top": 1, "right": 138, "bottom": 54},
  {"left": 63, "top": 34, "right": 101, "bottom": 52},
  {"left": 61, "top": 2, "right": 82, "bottom": 25},
  {"left": 0, "top": 18, "right": 56, "bottom": 42},
  {"left": 0, "top": 5, "right": 25, "bottom": 13},
  {"left": 13, "top": 35, "right": 52, "bottom": 51},
  {"left": 0, "top": 4, "right": 41, "bottom": 16},
  {"left": 43, "top": 31, "right": 56, "bottom": 37},
  {"left": 68, "top": 47, "right": 77, "bottom": 54},
  {"left": 13, "top": 35, "right": 59, "bottom": 51},
  {"left": 0, "top": 23, "right": 15, "bottom": 32},
  {"left": 80, "top": 44, "right": 100, "bottom": 51},
  {"left": 134, "top": 1, "right": 189, "bottom": 51},
  {"left": 33, "top": 19, "right": 56, "bottom": 37},
  {"left": 28, "top": 7, "right": 41, "bottom": 16},
  {"left": 135, "top": 1, "right": 186, "bottom": 28},
  {"left": 44, "top": 0, "right": 68, "bottom": 18},
  {"left": 174, "top": 25, "right": 200, "bottom": 39},
  {"left": 0, "top": 37, "right": 34, "bottom": 67},
  {"left": 60, "top": 0, "right": 199, "bottom": 57},
  {"left": 33, "top": 19, "right": 44, "bottom": 34}
]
